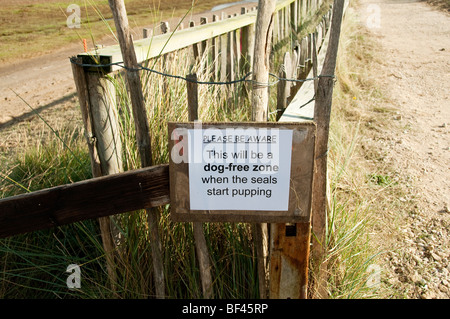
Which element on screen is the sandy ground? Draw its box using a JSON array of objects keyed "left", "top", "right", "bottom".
[
  {"left": 359, "top": 0, "right": 449, "bottom": 213},
  {"left": 357, "top": 0, "right": 450, "bottom": 298}
]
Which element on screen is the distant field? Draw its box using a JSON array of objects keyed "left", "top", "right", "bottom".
[{"left": 0, "top": 0, "right": 237, "bottom": 63}]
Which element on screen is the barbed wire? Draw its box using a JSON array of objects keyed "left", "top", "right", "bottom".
[{"left": 69, "top": 57, "right": 335, "bottom": 88}]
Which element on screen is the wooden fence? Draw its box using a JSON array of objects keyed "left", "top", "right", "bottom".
[{"left": 0, "top": 0, "right": 343, "bottom": 299}]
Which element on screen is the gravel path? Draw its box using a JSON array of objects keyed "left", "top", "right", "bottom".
[{"left": 357, "top": 0, "right": 450, "bottom": 298}]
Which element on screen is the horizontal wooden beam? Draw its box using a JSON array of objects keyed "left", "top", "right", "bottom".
[
  {"left": 79, "top": 11, "right": 257, "bottom": 72},
  {"left": 77, "top": 0, "right": 298, "bottom": 72},
  {"left": 0, "top": 164, "right": 170, "bottom": 239}
]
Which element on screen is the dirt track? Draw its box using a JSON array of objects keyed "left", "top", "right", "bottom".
[{"left": 357, "top": 0, "right": 449, "bottom": 298}]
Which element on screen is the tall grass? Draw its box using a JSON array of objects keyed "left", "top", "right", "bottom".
[{"left": 0, "top": 127, "right": 110, "bottom": 298}]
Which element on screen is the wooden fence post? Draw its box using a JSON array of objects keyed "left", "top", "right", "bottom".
[
  {"left": 311, "top": 0, "right": 345, "bottom": 298},
  {"left": 312, "top": 32, "right": 318, "bottom": 94},
  {"left": 71, "top": 60, "right": 122, "bottom": 291},
  {"left": 186, "top": 74, "right": 199, "bottom": 122},
  {"left": 186, "top": 73, "right": 214, "bottom": 299},
  {"left": 211, "top": 15, "right": 220, "bottom": 82},
  {"left": 108, "top": 0, "right": 165, "bottom": 299},
  {"left": 240, "top": 8, "right": 255, "bottom": 101},
  {"left": 233, "top": 14, "right": 240, "bottom": 79},
  {"left": 199, "top": 17, "right": 209, "bottom": 74},
  {"left": 251, "top": 0, "right": 276, "bottom": 122},
  {"left": 160, "top": 21, "right": 171, "bottom": 104},
  {"left": 190, "top": 21, "right": 200, "bottom": 62},
  {"left": 251, "top": 0, "right": 277, "bottom": 299},
  {"left": 226, "top": 15, "right": 235, "bottom": 86},
  {"left": 200, "top": 17, "right": 208, "bottom": 57},
  {"left": 219, "top": 13, "right": 228, "bottom": 99},
  {"left": 272, "top": 52, "right": 312, "bottom": 299},
  {"left": 291, "top": 0, "right": 298, "bottom": 34},
  {"left": 240, "top": 7, "right": 255, "bottom": 78},
  {"left": 276, "top": 52, "right": 292, "bottom": 121}
]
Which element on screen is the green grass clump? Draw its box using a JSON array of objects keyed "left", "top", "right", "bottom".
[{"left": 0, "top": 127, "right": 110, "bottom": 298}]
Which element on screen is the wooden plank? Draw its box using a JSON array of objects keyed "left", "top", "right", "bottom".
[
  {"left": 78, "top": 0, "right": 298, "bottom": 73},
  {"left": 312, "top": 0, "right": 345, "bottom": 257},
  {"left": 200, "top": 17, "right": 208, "bottom": 57},
  {"left": 211, "top": 15, "right": 220, "bottom": 82},
  {"left": 189, "top": 21, "right": 201, "bottom": 62},
  {"left": 233, "top": 20, "right": 240, "bottom": 78},
  {"left": 291, "top": 0, "right": 298, "bottom": 33},
  {"left": 276, "top": 52, "right": 292, "bottom": 120},
  {"left": 284, "top": 5, "right": 289, "bottom": 39},
  {"left": 219, "top": 12, "right": 228, "bottom": 85},
  {"left": 186, "top": 76, "right": 214, "bottom": 299},
  {"left": 240, "top": 8, "right": 255, "bottom": 78},
  {"left": 161, "top": 21, "right": 170, "bottom": 34},
  {"left": 0, "top": 165, "right": 170, "bottom": 239},
  {"left": 226, "top": 23, "right": 235, "bottom": 84},
  {"left": 277, "top": 66, "right": 288, "bottom": 121},
  {"left": 269, "top": 222, "right": 311, "bottom": 298},
  {"left": 290, "top": 49, "right": 299, "bottom": 90},
  {"left": 312, "top": 32, "right": 318, "bottom": 94},
  {"left": 143, "top": 28, "right": 152, "bottom": 39}
]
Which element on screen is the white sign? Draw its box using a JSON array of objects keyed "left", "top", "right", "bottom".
[{"left": 187, "top": 128, "right": 293, "bottom": 211}]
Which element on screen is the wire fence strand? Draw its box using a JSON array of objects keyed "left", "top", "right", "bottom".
[{"left": 69, "top": 57, "right": 335, "bottom": 88}]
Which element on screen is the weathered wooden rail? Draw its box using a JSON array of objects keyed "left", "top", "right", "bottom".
[{"left": 79, "top": 0, "right": 325, "bottom": 78}]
